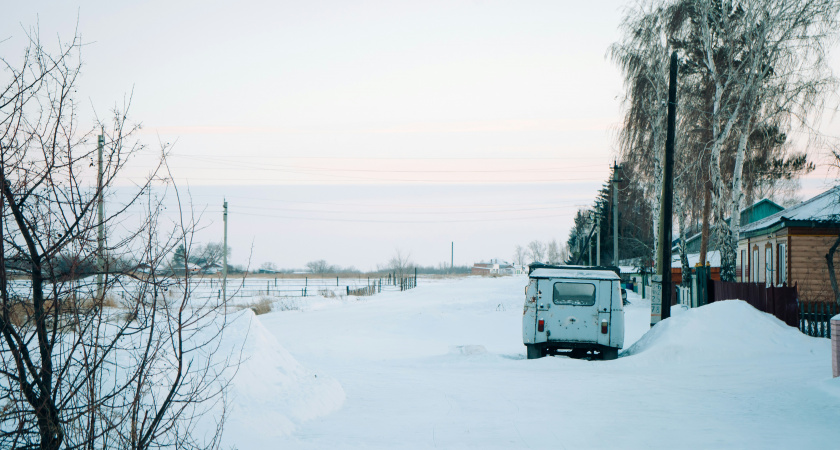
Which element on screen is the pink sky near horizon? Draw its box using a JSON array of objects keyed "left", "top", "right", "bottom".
[{"left": 4, "top": 0, "right": 840, "bottom": 268}]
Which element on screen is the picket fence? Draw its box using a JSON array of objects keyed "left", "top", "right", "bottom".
[{"left": 798, "top": 301, "right": 840, "bottom": 339}]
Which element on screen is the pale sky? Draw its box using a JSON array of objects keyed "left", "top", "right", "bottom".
[{"left": 4, "top": 1, "right": 840, "bottom": 270}]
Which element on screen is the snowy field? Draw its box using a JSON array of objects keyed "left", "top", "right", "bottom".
[
  {"left": 6, "top": 274, "right": 434, "bottom": 307},
  {"left": 221, "top": 275, "right": 840, "bottom": 449}
]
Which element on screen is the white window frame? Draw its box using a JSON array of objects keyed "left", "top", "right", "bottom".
[
  {"left": 765, "top": 246, "right": 773, "bottom": 287},
  {"left": 778, "top": 243, "right": 787, "bottom": 286}
]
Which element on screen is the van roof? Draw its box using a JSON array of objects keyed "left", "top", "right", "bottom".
[{"left": 529, "top": 267, "right": 620, "bottom": 280}]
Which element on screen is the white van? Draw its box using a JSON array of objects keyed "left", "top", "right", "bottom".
[{"left": 522, "top": 264, "right": 624, "bottom": 360}]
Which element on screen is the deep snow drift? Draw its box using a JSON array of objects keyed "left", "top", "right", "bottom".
[
  {"left": 623, "top": 300, "right": 826, "bottom": 362},
  {"left": 228, "top": 275, "right": 839, "bottom": 449},
  {"left": 219, "top": 310, "right": 344, "bottom": 447}
]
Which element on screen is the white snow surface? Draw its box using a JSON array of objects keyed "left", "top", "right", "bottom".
[
  {"left": 220, "top": 310, "right": 345, "bottom": 447},
  {"left": 227, "top": 275, "right": 840, "bottom": 449}
]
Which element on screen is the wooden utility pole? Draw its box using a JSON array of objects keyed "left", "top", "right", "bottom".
[
  {"left": 656, "top": 52, "right": 679, "bottom": 323},
  {"left": 612, "top": 162, "right": 622, "bottom": 267},
  {"left": 596, "top": 214, "right": 601, "bottom": 266},
  {"left": 96, "top": 130, "right": 105, "bottom": 300},
  {"left": 223, "top": 200, "right": 228, "bottom": 310}
]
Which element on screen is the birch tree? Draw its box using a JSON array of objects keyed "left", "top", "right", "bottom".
[
  {"left": 609, "top": 2, "right": 671, "bottom": 263},
  {"left": 612, "top": 0, "right": 840, "bottom": 281}
]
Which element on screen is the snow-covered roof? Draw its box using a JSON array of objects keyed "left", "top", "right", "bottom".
[
  {"left": 672, "top": 250, "right": 720, "bottom": 268},
  {"left": 741, "top": 186, "right": 840, "bottom": 235},
  {"left": 529, "top": 268, "right": 619, "bottom": 280}
]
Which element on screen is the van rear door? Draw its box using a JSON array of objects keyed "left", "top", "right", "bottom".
[
  {"left": 538, "top": 278, "right": 599, "bottom": 344},
  {"left": 596, "top": 280, "right": 613, "bottom": 347}
]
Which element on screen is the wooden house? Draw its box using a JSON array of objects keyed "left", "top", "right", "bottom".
[
  {"left": 737, "top": 187, "right": 840, "bottom": 302},
  {"left": 669, "top": 198, "right": 783, "bottom": 283},
  {"left": 471, "top": 259, "right": 514, "bottom": 275}
]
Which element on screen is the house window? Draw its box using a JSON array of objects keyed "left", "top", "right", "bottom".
[
  {"left": 765, "top": 246, "right": 773, "bottom": 287},
  {"left": 752, "top": 247, "right": 760, "bottom": 282},
  {"left": 778, "top": 243, "right": 787, "bottom": 286},
  {"left": 741, "top": 250, "right": 746, "bottom": 282}
]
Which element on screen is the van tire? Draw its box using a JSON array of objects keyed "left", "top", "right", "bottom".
[
  {"left": 601, "top": 347, "right": 619, "bottom": 360},
  {"left": 526, "top": 345, "right": 543, "bottom": 359}
]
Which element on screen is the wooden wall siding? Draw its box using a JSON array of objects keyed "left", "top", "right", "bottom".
[
  {"left": 789, "top": 233, "right": 840, "bottom": 302},
  {"left": 737, "top": 228, "right": 789, "bottom": 284}
]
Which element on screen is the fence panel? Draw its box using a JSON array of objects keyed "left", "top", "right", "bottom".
[
  {"left": 712, "top": 280, "right": 799, "bottom": 328},
  {"left": 799, "top": 301, "right": 839, "bottom": 338}
]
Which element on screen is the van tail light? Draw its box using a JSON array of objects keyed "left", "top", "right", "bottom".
[
  {"left": 538, "top": 319, "right": 545, "bottom": 332},
  {"left": 601, "top": 319, "right": 609, "bottom": 334}
]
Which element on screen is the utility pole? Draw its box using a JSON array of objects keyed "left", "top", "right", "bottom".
[
  {"left": 612, "top": 162, "right": 622, "bottom": 267},
  {"left": 588, "top": 215, "right": 593, "bottom": 266},
  {"left": 96, "top": 130, "right": 105, "bottom": 300},
  {"left": 596, "top": 214, "right": 601, "bottom": 266},
  {"left": 223, "top": 199, "right": 228, "bottom": 311},
  {"left": 654, "top": 51, "right": 679, "bottom": 325}
]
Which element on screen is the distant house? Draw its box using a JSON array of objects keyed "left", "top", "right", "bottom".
[
  {"left": 202, "top": 263, "right": 222, "bottom": 275},
  {"left": 737, "top": 186, "right": 840, "bottom": 302},
  {"left": 672, "top": 198, "right": 784, "bottom": 260},
  {"left": 472, "top": 259, "right": 514, "bottom": 275},
  {"left": 669, "top": 198, "right": 785, "bottom": 283}
]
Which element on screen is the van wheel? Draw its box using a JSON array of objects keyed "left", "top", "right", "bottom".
[
  {"left": 601, "top": 348, "right": 619, "bottom": 360},
  {"left": 526, "top": 345, "right": 543, "bottom": 359}
]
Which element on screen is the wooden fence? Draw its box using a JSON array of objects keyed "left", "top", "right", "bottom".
[
  {"left": 798, "top": 301, "right": 840, "bottom": 338},
  {"left": 662, "top": 271, "right": 839, "bottom": 339},
  {"left": 204, "top": 274, "right": 413, "bottom": 300},
  {"left": 348, "top": 281, "right": 381, "bottom": 297},
  {"left": 400, "top": 276, "right": 417, "bottom": 291},
  {"left": 711, "top": 281, "right": 800, "bottom": 328}
]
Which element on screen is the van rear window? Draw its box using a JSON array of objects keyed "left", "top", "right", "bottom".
[{"left": 553, "top": 282, "right": 596, "bottom": 306}]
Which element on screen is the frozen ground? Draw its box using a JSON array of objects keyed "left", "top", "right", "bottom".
[{"left": 224, "top": 275, "right": 840, "bottom": 449}]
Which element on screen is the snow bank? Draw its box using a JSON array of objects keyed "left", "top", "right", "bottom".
[
  {"left": 221, "top": 310, "right": 345, "bottom": 447},
  {"left": 622, "top": 300, "right": 826, "bottom": 363}
]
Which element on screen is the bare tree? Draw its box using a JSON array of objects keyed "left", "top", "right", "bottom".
[
  {"left": 195, "top": 241, "right": 228, "bottom": 269},
  {"left": 513, "top": 245, "right": 526, "bottom": 266},
  {"left": 609, "top": 1, "right": 670, "bottom": 262},
  {"left": 0, "top": 29, "right": 234, "bottom": 448},
  {"left": 305, "top": 259, "right": 333, "bottom": 274},
  {"left": 386, "top": 249, "right": 414, "bottom": 278},
  {"left": 546, "top": 240, "right": 560, "bottom": 264},
  {"left": 527, "top": 240, "right": 546, "bottom": 263}
]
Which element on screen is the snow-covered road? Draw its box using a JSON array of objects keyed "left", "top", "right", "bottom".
[{"left": 228, "top": 275, "right": 840, "bottom": 449}]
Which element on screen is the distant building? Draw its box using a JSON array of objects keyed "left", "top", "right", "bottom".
[
  {"left": 738, "top": 186, "right": 840, "bottom": 301},
  {"left": 472, "top": 259, "right": 514, "bottom": 275},
  {"left": 202, "top": 263, "right": 222, "bottom": 275},
  {"left": 669, "top": 197, "right": 785, "bottom": 283}
]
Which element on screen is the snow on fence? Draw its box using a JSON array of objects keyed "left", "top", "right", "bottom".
[
  {"left": 711, "top": 281, "right": 800, "bottom": 328},
  {"left": 798, "top": 301, "right": 839, "bottom": 339}
]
